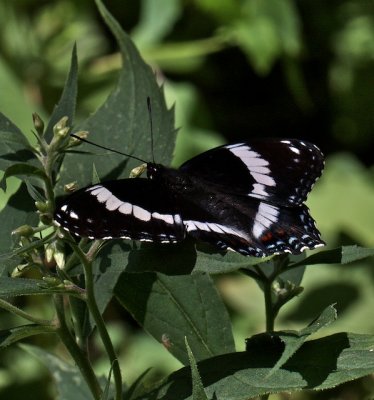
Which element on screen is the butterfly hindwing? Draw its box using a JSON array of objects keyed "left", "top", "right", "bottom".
[
  {"left": 173, "top": 185, "right": 324, "bottom": 257},
  {"left": 179, "top": 139, "right": 324, "bottom": 206}
]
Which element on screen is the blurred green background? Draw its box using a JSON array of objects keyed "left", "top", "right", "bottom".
[{"left": 0, "top": 0, "right": 373, "bottom": 399}]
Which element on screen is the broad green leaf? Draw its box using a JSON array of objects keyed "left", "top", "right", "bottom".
[
  {"left": 44, "top": 44, "right": 78, "bottom": 141},
  {"left": 0, "top": 324, "right": 55, "bottom": 348},
  {"left": 0, "top": 183, "right": 38, "bottom": 255},
  {"left": 185, "top": 338, "right": 208, "bottom": 400},
  {"left": 267, "top": 304, "right": 337, "bottom": 376},
  {"left": 136, "top": 333, "right": 374, "bottom": 399},
  {"left": 193, "top": 247, "right": 269, "bottom": 274},
  {"left": 57, "top": 0, "right": 176, "bottom": 194},
  {"left": 22, "top": 344, "right": 111, "bottom": 400},
  {"left": 115, "top": 272, "right": 235, "bottom": 365}
]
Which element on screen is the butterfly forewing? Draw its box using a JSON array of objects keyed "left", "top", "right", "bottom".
[
  {"left": 179, "top": 139, "right": 324, "bottom": 206},
  {"left": 54, "top": 179, "right": 185, "bottom": 243}
]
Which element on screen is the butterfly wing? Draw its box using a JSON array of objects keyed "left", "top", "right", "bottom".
[
  {"left": 54, "top": 179, "right": 185, "bottom": 243},
  {"left": 179, "top": 139, "right": 324, "bottom": 206}
]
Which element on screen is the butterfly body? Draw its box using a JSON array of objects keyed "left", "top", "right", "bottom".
[{"left": 54, "top": 139, "right": 325, "bottom": 257}]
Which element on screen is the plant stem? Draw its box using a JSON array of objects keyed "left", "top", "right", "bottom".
[
  {"left": 263, "top": 281, "right": 275, "bottom": 332},
  {"left": 54, "top": 295, "right": 102, "bottom": 400},
  {"left": 71, "top": 241, "right": 123, "bottom": 400}
]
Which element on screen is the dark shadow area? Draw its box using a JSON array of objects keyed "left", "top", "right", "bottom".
[
  {"left": 245, "top": 332, "right": 285, "bottom": 358},
  {"left": 126, "top": 240, "right": 197, "bottom": 275}
]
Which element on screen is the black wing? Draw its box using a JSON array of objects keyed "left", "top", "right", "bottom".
[
  {"left": 54, "top": 179, "right": 185, "bottom": 243},
  {"left": 179, "top": 139, "right": 324, "bottom": 206}
]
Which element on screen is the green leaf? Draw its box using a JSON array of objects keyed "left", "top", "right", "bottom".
[
  {"left": 136, "top": 333, "right": 374, "bottom": 399},
  {"left": 22, "top": 344, "right": 112, "bottom": 400},
  {"left": 194, "top": 247, "right": 269, "bottom": 273},
  {"left": 0, "top": 324, "right": 55, "bottom": 348},
  {"left": 44, "top": 44, "right": 78, "bottom": 141},
  {"left": 267, "top": 304, "right": 337, "bottom": 376},
  {"left": 57, "top": 0, "right": 176, "bottom": 193},
  {"left": 185, "top": 338, "right": 208, "bottom": 400},
  {"left": 114, "top": 272, "right": 235, "bottom": 365},
  {"left": 0, "top": 183, "right": 38, "bottom": 255}
]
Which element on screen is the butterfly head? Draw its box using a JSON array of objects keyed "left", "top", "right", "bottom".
[{"left": 147, "top": 163, "right": 164, "bottom": 179}]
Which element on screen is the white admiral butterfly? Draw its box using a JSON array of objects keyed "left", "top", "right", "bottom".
[{"left": 54, "top": 139, "right": 325, "bottom": 257}]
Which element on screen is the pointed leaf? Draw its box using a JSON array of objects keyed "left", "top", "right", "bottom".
[
  {"left": 185, "top": 338, "right": 208, "bottom": 400},
  {"left": 267, "top": 304, "right": 337, "bottom": 376},
  {"left": 115, "top": 272, "right": 235, "bottom": 365},
  {"left": 44, "top": 44, "right": 78, "bottom": 141}
]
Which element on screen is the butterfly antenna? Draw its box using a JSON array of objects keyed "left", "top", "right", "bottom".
[
  {"left": 70, "top": 134, "right": 147, "bottom": 164},
  {"left": 147, "top": 97, "right": 155, "bottom": 163}
]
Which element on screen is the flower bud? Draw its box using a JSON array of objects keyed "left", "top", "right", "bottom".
[
  {"left": 64, "top": 182, "right": 78, "bottom": 193},
  {"left": 32, "top": 112, "right": 45, "bottom": 136},
  {"left": 53, "top": 116, "right": 70, "bottom": 139},
  {"left": 70, "top": 131, "right": 89, "bottom": 146},
  {"left": 130, "top": 163, "right": 147, "bottom": 178}
]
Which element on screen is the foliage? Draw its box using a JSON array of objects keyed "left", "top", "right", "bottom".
[{"left": 0, "top": 1, "right": 373, "bottom": 400}]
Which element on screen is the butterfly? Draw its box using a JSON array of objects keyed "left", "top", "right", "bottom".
[{"left": 54, "top": 138, "right": 325, "bottom": 257}]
